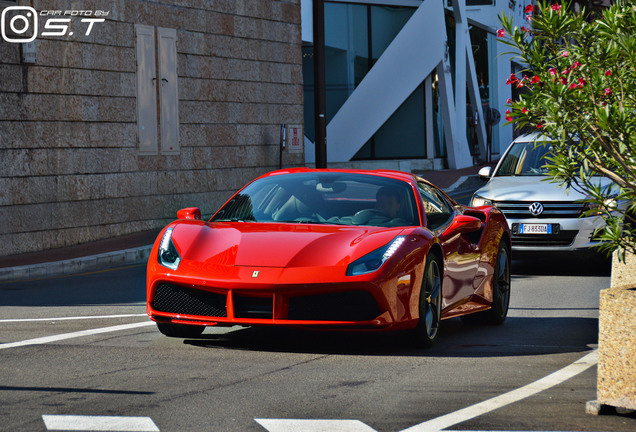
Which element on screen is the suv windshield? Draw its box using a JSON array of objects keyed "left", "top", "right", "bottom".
[
  {"left": 496, "top": 141, "right": 553, "bottom": 176},
  {"left": 212, "top": 172, "right": 419, "bottom": 228}
]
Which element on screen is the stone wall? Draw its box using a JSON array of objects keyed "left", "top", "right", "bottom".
[{"left": 0, "top": 0, "right": 304, "bottom": 256}]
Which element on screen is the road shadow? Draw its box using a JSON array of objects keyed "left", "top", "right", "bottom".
[
  {"left": 0, "top": 265, "right": 147, "bottom": 307},
  {"left": 512, "top": 252, "right": 611, "bottom": 277},
  {"left": 183, "top": 315, "right": 597, "bottom": 358}
]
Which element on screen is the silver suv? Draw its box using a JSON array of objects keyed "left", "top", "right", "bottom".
[{"left": 471, "top": 134, "right": 612, "bottom": 252}]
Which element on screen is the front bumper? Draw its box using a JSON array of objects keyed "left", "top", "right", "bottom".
[
  {"left": 506, "top": 215, "right": 604, "bottom": 252},
  {"left": 147, "top": 280, "right": 398, "bottom": 329}
]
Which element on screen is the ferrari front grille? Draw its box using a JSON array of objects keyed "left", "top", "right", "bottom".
[
  {"left": 288, "top": 291, "right": 381, "bottom": 321},
  {"left": 152, "top": 283, "right": 227, "bottom": 317},
  {"left": 234, "top": 295, "right": 274, "bottom": 319}
]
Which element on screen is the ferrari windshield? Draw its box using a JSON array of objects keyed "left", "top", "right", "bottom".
[
  {"left": 496, "top": 141, "right": 554, "bottom": 176},
  {"left": 212, "top": 172, "right": 419, "bottom": 227}
]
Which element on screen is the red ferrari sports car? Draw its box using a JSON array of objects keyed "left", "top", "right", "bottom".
[{"left": 146, "top": 168, "right": 511, "bottom": 346}]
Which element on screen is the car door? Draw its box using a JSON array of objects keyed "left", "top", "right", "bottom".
[{"left": 417, "top": 181, "right": 480, "bottom": 309}]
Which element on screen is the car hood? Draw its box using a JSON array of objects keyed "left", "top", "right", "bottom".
[
  {"left": 475, "top": 176, "right": 613, "bottom": 202},
  {"left": 170, "top": 221, "right": 405, "bottom": 268}
]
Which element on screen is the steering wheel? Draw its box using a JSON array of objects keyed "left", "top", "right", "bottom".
[{"left": 352, "top": 209, "right": 389, "bottom": 225}]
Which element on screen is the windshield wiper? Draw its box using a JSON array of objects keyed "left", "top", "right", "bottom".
[
  {"left": 214, "top": 218, "right": 254, "bottom": 222},
  {"left": 277, "top": 220, "right": 350, "bottom": 226}
]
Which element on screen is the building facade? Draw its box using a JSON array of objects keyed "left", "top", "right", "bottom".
[
  {"left": 0, "top": 0, "right": 304, "bottom": 256},
  {"left": 301, "top": 0, "right": 530, "bottom": 170}
]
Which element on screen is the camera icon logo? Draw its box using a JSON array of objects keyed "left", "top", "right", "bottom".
[{"left": 1, "top": 6, "right": 38, "bottom": 43}]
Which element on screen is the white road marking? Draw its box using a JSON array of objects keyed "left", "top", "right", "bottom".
[
  {"left": 401, "top": 349, "right": 598, "bottom": 432},
  {"left": 255, "top": 419, "right": 377, "bottom": 432},
  {"left": 256, "top": 350, "right": 598, "bottom": 432},
  {"left": 42, "top": 415, "right": 159, "bottom": 431},
  {"left": 0, "top": 314, "right": 147, "bottom": 323},
  {"left": 0, "top": 321, "right": 154, "bottom": 350}
]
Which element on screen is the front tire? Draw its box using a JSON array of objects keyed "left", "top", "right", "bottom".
[
  {"left": 413, "top": 253, "right": 443, "bottom": 347},
  {"left": 156, "top": 322, "right": 205, "bottom": 338}
]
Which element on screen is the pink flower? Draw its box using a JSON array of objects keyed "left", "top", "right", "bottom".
[
  {"left": 551, "top": 4, "right": 562, "bottom": 12},
  {"left": 526, "top": 14, "right": 533, "bottom": 22},
  {"left": 605, "top": 69, "right": 612, "bottom": 76},
  {"left": 561, "top": 51, "right": 569, "bottom": 57},
  {"left": 604, "top": 87, "right": 612, "bottom": 95},
  {"left": 521, "top": 26, "right": 527, "bottom": 32},
  {"left": 531, "top": 75, "right": 540, "bottom": 84},
  {"left": 578, "top": 77, "right": 586, "bottom": 87},
  {"left": 522, "top": 107, "right": 528, "bottom": 114},
  {"left": 525, "top": 5, "right": 534, "bottom": 13},
  {"left": 537, "top": 122, "right": 543, "bottom": 129},
  {"left": 569, "top": 82, "right": 577, "bottom": 90},
  {"left": 506, "top": 98, "right": 512, "bottom": 104},
  {"left": 497, "top": 28, "right": 505, "bottom": 38},
  {"left": 600, "top": 101, "right": 607, "bottom": 107},
  {"left": 572, "top": 61, "right": 582, "bottom": 69},
  {"left": 560, "top": 76, "right": 568, "bottom": 85},
  {"left": 549, "top": 68, "right": 557, "bottom": 76},
  {"left": 505, "top": 109, "right": 512, "bottom": 122}
]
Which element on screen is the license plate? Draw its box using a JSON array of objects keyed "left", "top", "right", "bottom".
[{"left": 519, "top": 223, "right": 552, "bottom": 234}]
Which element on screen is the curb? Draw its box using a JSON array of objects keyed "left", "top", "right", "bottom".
[
  {"left": 444, "top": 175, "right": 471, "bottom": 194},
  {"left": 444, "top": 175, "right": 484, "bottom": 199},
  {"left": 0, "top": 245, "right": 153, "bottom": 283}
]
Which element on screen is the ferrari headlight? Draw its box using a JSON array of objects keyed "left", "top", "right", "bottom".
[
  {"left": 471, "top": 195, "right": 492, "bottom": 207},
  {"left": 347, "top": 236, "right": 406, "bottom": 276},
  {"left": 158, "top": 227, "right": 181, "bottom": 270}
]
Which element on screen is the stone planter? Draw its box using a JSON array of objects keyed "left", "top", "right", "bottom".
[{"left": 587, "top": 251, "right": 636, "bottom": 415}]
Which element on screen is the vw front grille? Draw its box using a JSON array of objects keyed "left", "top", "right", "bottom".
[{"left": 495, "top": 201, "right": 584, "bottom": 219}]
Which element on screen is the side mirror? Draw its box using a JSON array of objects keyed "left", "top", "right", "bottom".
[
  {"left": 478, "top": 166, "right": 492, "bottom": 181},
  {"left": 177, "top": 207, "right": 201, "bottom": 220},
  {"left": 447, "top": 215, "right": 482, "bottom": 235}
]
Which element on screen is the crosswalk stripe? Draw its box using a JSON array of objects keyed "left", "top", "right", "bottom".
[
  {"left": 255, "top": 419, "right": 376, "bottom": 432},
  {"left": 42, "top": 415, "right": 159, "bottom": 431}
]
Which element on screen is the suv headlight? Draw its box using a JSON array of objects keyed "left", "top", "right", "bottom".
[
  {"left": 471, "top": 195, "right": 492, "bottom": 207},
  {"left": 158, "top": 227, "right": 181, "bottom": 270},
  {"left": 347, "top": 236, "right": 406, "bottom": 276},
  {"left": 582, "top": 197, "right": 618, "bottom": 216}
]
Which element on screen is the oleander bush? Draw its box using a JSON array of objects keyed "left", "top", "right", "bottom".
[{"left": 498, "top": 0, "right": 636, "bottom": 260}]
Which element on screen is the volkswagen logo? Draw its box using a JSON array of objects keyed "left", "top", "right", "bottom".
[{"left": 529, "top": 202, "right": 544, "bottom": 216}]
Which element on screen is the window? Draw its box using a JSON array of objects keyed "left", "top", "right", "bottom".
[
  {"left": 418, "top": 182, "right": 454, "bottom": 230},
  {"left": 134, "top": 25, "right": 179, "bottom": 155},
  {"left": 212, "top": 173, "right": 419, "bottom": 228}
]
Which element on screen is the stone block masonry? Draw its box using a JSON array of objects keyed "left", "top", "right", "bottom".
[{"left": 0, "top": 0, "right": 304, "bottom": 256}]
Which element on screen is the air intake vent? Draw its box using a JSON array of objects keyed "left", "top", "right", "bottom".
[{"left": 152, "top": 284, "right": 227, "bottom": 317}]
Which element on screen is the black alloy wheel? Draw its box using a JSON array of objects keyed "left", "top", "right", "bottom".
[
  {"left": 414, "top": 253, "right": 442, "bottom": 347},
  {"left": 486, "top": 241, "right": 511, "bottom": 325}
]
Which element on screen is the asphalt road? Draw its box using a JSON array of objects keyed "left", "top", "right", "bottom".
[{"left": 1, "top": 253, "right": 635, "bottom": 432}]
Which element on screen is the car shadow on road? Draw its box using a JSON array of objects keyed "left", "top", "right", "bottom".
[
  {"left": 182, "top": 315, "right": 597, "bottom": 358},
  {"left": 511, "top": 253, "right": 611, "bottom": 277}
]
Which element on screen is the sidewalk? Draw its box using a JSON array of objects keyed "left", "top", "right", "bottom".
[
  {"left": 0, "top": 230, "right": 160, "bottom": 282},
  {"left": 0, "top": 163, "right": 494, "bottom": 283}
]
